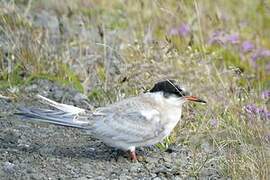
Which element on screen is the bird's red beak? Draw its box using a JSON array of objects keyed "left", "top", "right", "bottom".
[{"left": 185, "top": 96, "right": 206, "bottom": 103}]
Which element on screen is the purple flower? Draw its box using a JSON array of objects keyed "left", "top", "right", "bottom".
[
  {"left": 241, "top": 41, "right": 254, "bottom": 53},
  {"left": 261, "top": 90, "right": 270, "bottom": 100},
  {"left": 244, "top": 104, "right": 258, "bottom": 114},
  {"left": 208, "top": 31, "right": 240, "bottom": 46},
  {"left": 261, "top": 49, "right": 270, "bottom": 57},
  {"left": 178, "top": 24, "right": 190, "bottom": 37},
  {"left": 212, "top": 31, "right": 222, "bottom": 37},
  {"left": 169, "top": 23, "right": 190, "bottom": 37},
  {"left": 266, "top": 62, "right": 270, "bottom": 73},
  {"left": 209, "top": 119, "right": 218, "bottom": 128},
  {"left": 252, "top": 48, "right": 270, "bottom": 61},
  {"left": 169, "top": 28, "right": 179, "bottom": 36},
  {"left": 244, "top": 104, "right": 270, "bottom": 120},
  {"left": 252, "top": 52, "right": 259, "bottom": 62},
  {"left": 226, "top": 34, "right": 239, "bottom": 44},
  {"left": 208, "top": 30, "right": 226, "bottom": 45},
  {"left": 267, "top": 112, "right": 270, "bottom": 119}
]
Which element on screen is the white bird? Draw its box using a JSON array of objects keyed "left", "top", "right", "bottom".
[{"left": 16, "top": 79, "right": 206, "bottom": 161}]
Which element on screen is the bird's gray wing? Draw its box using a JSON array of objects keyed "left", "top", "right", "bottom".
[{"left": 91, "top": 107, "right": 165, "bottom": 144}]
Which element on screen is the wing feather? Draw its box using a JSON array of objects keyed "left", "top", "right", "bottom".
[{"left": 92, "top": 103, "right": 165, "bottom": 145}]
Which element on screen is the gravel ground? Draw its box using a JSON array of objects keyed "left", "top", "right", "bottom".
[{"left": 0, "top": 80, "right": 222, "bottom": 180}]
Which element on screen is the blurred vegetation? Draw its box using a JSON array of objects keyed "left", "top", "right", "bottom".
[{"left": 0, "top": 0, "right": 269, "bottom": 179}]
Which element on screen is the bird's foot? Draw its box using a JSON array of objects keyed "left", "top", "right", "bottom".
[{"left": 129, "top": 150, "right": 138, "bottom": 162}]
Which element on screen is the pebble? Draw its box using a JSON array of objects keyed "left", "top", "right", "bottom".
[
  {"left": 54, "top": 89, "right": 64, "bottom": 100},
  {"left": 74, "top": 93, "right": 88, "bottom": 103},
  {"left": 201, "top": 142, "right": 213, "bottom": 153},
  {"left": 76, "top": 177, "right": 89, "bottom": 180},
  {"left": 129, "top": 162, "right": 143, "bottom": 172},
  {"left": 119, "top": 174, "right": 132, "bottom": 180},
  {"left": 25, "top": 84, "right": 38, "bottom": 92},
  {"left": 162, "top": 154, "right": 172, "bottom": 163},
  {"left": 30, "top": 173, "right": 40, "bottom": 180},
  {"left": 2, "top": 161, "right": 16, "bottom": 174}
]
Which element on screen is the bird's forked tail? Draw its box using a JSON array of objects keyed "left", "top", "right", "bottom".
[{"left": 15, "top": 95, "right": 90, "bottom": 129}]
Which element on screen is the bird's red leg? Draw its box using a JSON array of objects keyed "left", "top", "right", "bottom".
[{"left": 129, "top": 150, "right": 137, "bottom": 161}]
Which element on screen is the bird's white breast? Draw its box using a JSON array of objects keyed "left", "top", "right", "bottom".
[
  {"left": 147, "top": 92, "right": 183, "bottom": 137},
  {"left": 163, "top": 107, "right": 182, "bottom": 137}
]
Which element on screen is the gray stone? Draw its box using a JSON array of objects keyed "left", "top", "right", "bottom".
[
  {"left": 119, "top": 174, "right": 132, "bottom": 180},
  {"left": 54, "top": 89, "right": 64, "bottom": 99},
  {"left": 2, "top": 162, "right": 15, "bottom": 174},
  {"left": 76, "top": 177, "right": 89, "bottom": 180},
  {"left": 74, "top": 92, "right": 88, "bottom": 103},
  {"left": 129, "top": 162, "right": 143, "bottom": 172}
]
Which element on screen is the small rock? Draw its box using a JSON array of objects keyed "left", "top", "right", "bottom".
[
  {"left": 201, "top": 142, "right": 213, "bottom": 153},
  {"left": 144, "top": 156, "right": 157, "bottom": 163},
  {"left": 30, "top": 173, "right": 46, "bottom": 180},
  {"left": 25, "top": 84, "right": 38, "bottom": 92},
  {"left": 26, "top": 168, "right": 34, "bottom": 174},
  {"left": 155, "top": 166, "right": 171, "bottom": 175},
  {"left": 81, "top": 163, "right": 92, "bottom": 171},
  {"left": 17, "top": 139, "right": 31, "bottom": 150},
  {"left": 54, "top": 89, "right": 64, "bottom": 99},
  {"left": 144, "top": 162, "right": 156, "bottom": 171},
  {"left": 129, "top": 162, "right": 143, "bottom": 172},
  {"left": 116, "top": 156, "right": 129, "bottom": 163},
  {"left": 119, "top": 174, "right": 132, "bottom": 180},
  {"left": 74, "top": 93, "right": 88, "bottom": 103},
  {"left": 162, "top": 154, "right": 172, "bottom": 163},
  {"left": 94, "top": 176, "right": 107, "bottom": 180},
  {"left": 76, "top": 177, "right": 89, "bottom": 180},
  {"left": 2, "top": 161, "right": 16, "bottom": 174}
]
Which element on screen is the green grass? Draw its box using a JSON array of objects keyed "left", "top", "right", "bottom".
[{"left": 0, "top": 0, "right": 269, "bottom": 179}]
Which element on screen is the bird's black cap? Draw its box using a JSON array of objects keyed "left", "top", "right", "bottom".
[{"left": 149, "top": 79, "right": 188, "bottom": 98}]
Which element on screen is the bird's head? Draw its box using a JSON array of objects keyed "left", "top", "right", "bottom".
[{"left": 149, "top": 79, "right": 206, "bottom": 104}]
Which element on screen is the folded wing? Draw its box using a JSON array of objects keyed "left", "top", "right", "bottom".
[{"left": 91, "top": 101, "right": 166, "bottom": 147}]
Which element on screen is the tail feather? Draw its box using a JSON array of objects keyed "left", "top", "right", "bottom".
[
  {"left": 16, "top": 95, "right": 89, "bottom": 129},
  {"left": 36, "top": 94, "right": 85, "bottom": 115}
]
